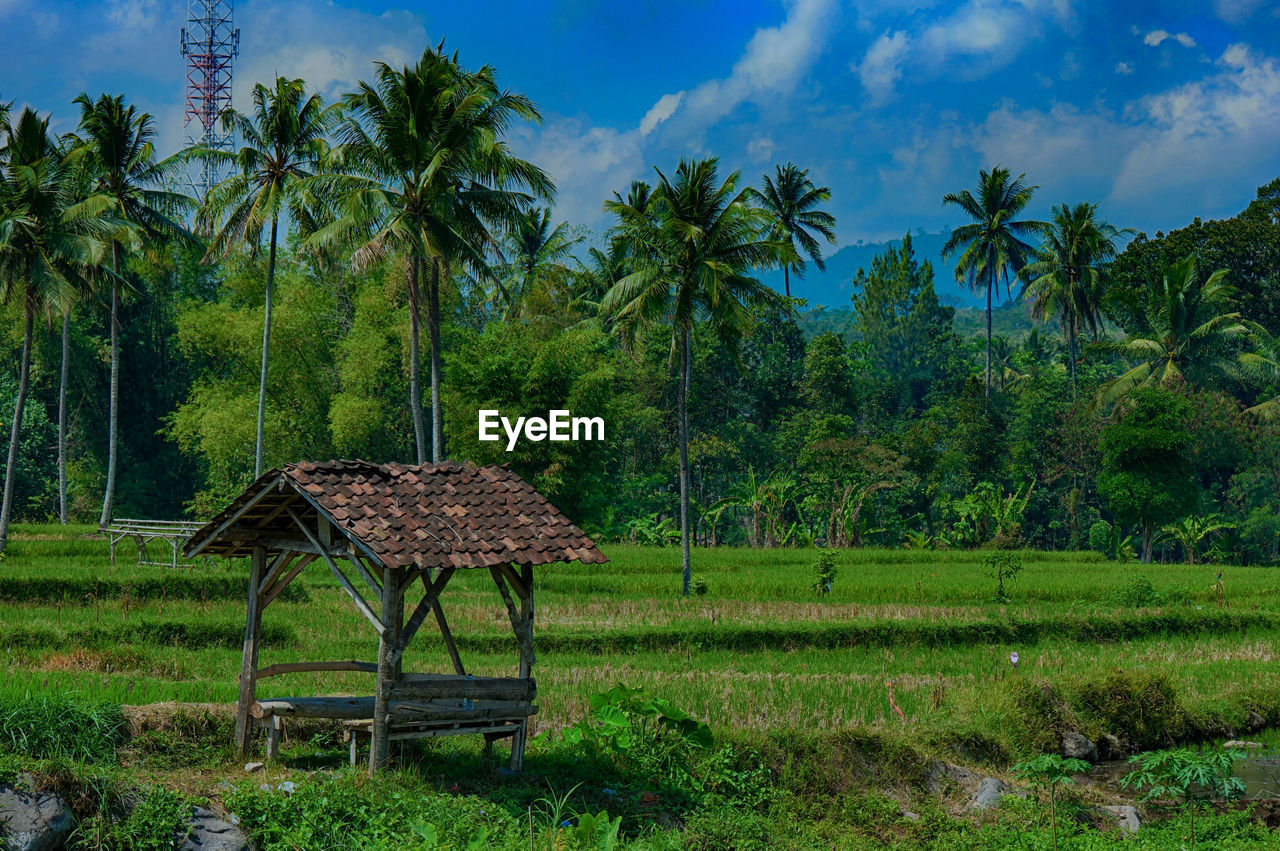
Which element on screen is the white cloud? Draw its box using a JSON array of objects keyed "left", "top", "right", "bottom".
[
  {"left": 510, "top": 119, "right": 645, "bottom": 227},
  {"left": 1116, "top": 61, "right": 1134, "bottom": 75},
  {"left": 639, "top": 92, "right": 684, "bottom": 136},
  {"left": 1143, "top": 29, "right": 1196, "bottom": 48},
  {"left": 921, "top": 1, "right": 1026, "bottom": 61},
  {"left": 1213, "top": 0, "right": 1264, "bottom": 24},
  {"left": 855, "top": 30, "right": 911, "bottom": 105},
  {"left": 107, "top": 0, "right": 161, "bottom": 32},
  {"left": 747, "top": 136, "right": 776, "bottom": 163}
]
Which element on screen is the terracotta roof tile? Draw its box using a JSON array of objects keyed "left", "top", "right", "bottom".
[{"left": 186, "top": 460, "right": 607, "bottom": 570}]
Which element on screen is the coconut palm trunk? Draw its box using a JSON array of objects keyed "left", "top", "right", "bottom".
[
  {"left": 1068, "top": 313, "right": 1079, "bottom": 400},
  {"left": 783, "top": 266, "right": 790, "bottom": 300},
  {"left": 99, "top": 245, "right": 120, "bottom": 527},
  {"left": 678, "top": 325, "right": 693, "bottom": 597},
  {"left": 0, "top": 295, "right": 37, "bottom": 553},
  {"left": 429, "top": 258, "right": 444, "bottom": 464},
  {"left": 406, "top": 257, "right": 426, "bottom": 465},
  {"left": 58, "top": 310, "right": 70, "bottom": 524},
  {"left": 254, "top": 217, "right": 279, "bottom": 479}
]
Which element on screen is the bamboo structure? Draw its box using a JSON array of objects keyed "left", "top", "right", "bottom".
[{"left": 185, "top": 460, "right": 605, "bottom": 774}]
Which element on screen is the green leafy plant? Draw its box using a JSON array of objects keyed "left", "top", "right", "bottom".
[
  {"left": 811, "top": 549, "right": 838, "bottom": 596},
  {"left": 1012, "top": 753, "right": 1091, "bottom": 851},
  {"left": 984, "top": 551, "right": 1023, "bottom": 602},
  {"left": 690, "top": 575, "right": 709, "bottom": 596},
  {"left": 626, "top": 514, "right": 681, "bottom": 547},
  {"left": 1121, "top": 746, "right": 1246, "bottom": 846},
  {"left": 560, "top": 684, "right": 713, "bottom": 787}
]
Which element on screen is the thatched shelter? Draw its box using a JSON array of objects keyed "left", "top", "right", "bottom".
[{"left": 185, "top": 460, "right": 606, "bottom": 774}]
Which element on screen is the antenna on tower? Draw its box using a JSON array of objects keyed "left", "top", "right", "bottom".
[{"left": 180, "top": 0, "right": 239, "bottom": 199}]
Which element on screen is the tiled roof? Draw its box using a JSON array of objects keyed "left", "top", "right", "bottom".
[{"left": 185, "top": 460, "right": 608, "bottom": 570}]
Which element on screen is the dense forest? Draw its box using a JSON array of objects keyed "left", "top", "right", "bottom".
[{"left": 4, "top": 45, "right": 1280, "bottom": 574}]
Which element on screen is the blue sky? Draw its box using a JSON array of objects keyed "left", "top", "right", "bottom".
[{"left": 3, "top": 0, "right": 1280, "bottom": 247}]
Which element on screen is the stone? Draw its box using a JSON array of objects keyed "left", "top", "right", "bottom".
[
  {"left": 1062, "top": 732, "right": 1098, "bottom": 763},
  {"left": 925, "top": 760, "right": 981, "bottom": 793},
  {"left": 901, "top": 810, "right": 920, "bottom": 822},
  {"left": 243, "top": 762, "right": 264, "bottom": 773},
  {"left": 180, "top": 806, "right": 250, "bottom": 851},
  {"left": 1224, "top": 740, "right": 1264, "bottom": 749},
  {"left": 1245, "top": 711, "right": 1266, "bottom": 732},
  {"left": 1097, "top": 734, "right": 1123, "bottom": 761},
  {"left": 968, "top": 777, "right": 1009, "bottom": 812},
  {"left": 0, "top": 779, "right": 75, "bottom": 851},
  {"left": 1103, "top": 805, "right": 1142, "bottom": 834}
]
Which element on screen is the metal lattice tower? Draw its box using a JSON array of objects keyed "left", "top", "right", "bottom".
[{"left": 180, "top": 0, "right": 239, "bottom": 198}]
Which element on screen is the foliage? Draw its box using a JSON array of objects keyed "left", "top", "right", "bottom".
[
  {"left": 1157, "top": 514, "right": 1236, "bottom": 564},
  {"left": 1107, "top": 573, "right": 1191, "bottom": 609},
  {"left": 984, "top": 551, "right": 1023, "bottom": 602},
  {"left": 810, "top": 549, "right": 838, "bottom": 596},
  {"left": 559, "top": 685, "right": 714, "bottom": 788},
  {"left": 1122, "top": 746, "right": 1246, "bottom": 846},
  {"left": 1012, "top": 753, "right": 1091, "bottom": 851}
]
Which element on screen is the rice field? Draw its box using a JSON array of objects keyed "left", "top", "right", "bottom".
[{"left": 3, "top": 524, "right": 1277, "bottom": 755}]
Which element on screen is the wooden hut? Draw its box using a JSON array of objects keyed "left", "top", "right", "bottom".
[{"left": 184, "top": 460, "right": 606, "bottom": 774}]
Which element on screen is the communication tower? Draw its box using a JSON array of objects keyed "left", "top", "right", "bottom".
[{"left": 180, "top": 0, "right": 239, "bottom": 197}]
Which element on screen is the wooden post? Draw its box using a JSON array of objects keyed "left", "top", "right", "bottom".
[
  {"left": 510, "top": 564, "right": 535, "bottom": 772},
  {"left": 234, "top": 546, "right": 266, "bottom": 758},
  {"left": 370, "top": 565, "right": 397, "bottom": 774}
]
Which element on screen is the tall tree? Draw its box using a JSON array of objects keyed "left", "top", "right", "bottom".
[
  {"left": 71, "top": 93, "right": 191, "bottom": 523},
  {"left": 1024, "top": 202, "right": 1128, "bottom": 398},
  {"left": 192, "top": 77, "right": 338, "bottom": 479},
  {"left": 494, "top": 206, "right": 581, "bottom": 318},
  {"left": 746, "top": 162, "right": 836, "bottom": 299},
  {"left": 0, "top": 108, "right": 100, "bottom": 551},
  {"left": 942, "top": 166, "right": 1042, "bottom": 397},
  {"left": 1095, "top": 255, "right": 1246, "bottom": 408},
  {"left": 320, "top": 43, "right": 552, "bottom": 464},
  {"left": 602, "top": 157, "right": 789, "bottom": 595}
]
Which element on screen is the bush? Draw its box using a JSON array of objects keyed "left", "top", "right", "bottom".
[
  {"left": 810, "top": 550, "right": 838, "bottom": 596},
  {"left": 0, "top": 692, "right": 125, "bottom": 762},
  {"left": 1108, "top": 573, "right": 1191, "bottom": 608},
  {"left": 1074, "top": 670, "right": 1185, "bottom": 751}
]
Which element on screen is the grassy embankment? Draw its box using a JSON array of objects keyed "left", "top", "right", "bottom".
[{"left": 3, "top": 525, "right": 1280, "bottom": 848}]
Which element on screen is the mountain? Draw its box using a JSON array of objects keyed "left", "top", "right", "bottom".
[{"left": 766, "top": 230, "right": 1001, "bottom": 310}]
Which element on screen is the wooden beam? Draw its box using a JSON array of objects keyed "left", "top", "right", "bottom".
[
  {"left": 425, "top": 572, "right": 465, "bottom": 676},
  {"left": 289, "top": 486, "right": 389, "bottom": 569},
  {"left": 234, "top": 546, "right": 266, "bottom": 757},
  {"left": 186, "top": 475, "right": 285, "bottom": 557},
  {"left": 257, "top": 551, "right": 295, "bottom": 597},
  {"left": 389, "top": 677, "right": 535, "bottom": 702},
  {"left": 286, "top": 507, "right": 384, "bottom": 636},
  {"left": 255, "top": 660, "right": 377, "bottom": 679},
  {"left": 511, "top": 563, "right": 535, "bottom": 773},
  {"left": 223, "top": 533, "right": 349, "bottom": 557},
  {"left": 496, "top": 563, "right": 529, "bottom": 600},
  {"left": 371, "top": 564, "right": 397, "bottom": 774},
  {"left": 388, "top": 569, "right": 454, "bottom": 667},
  {"left": 259, "top": 554, "right": 316, "bottom": 609},
  {"left": 250, "top": 493, "right": 299, "bottom": 531},
  {"left": 347, "top": 553, "right": 383, "bottom": 599}
]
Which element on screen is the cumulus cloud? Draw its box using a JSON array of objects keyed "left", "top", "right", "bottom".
[
  {"left": 855, "top": 30, "right": 911, "bottom": 105},
  {"left": 1213, "top": 0, "right": 1265, "bottom": 24},
  {"left": 639, "top": 92, "right": 684, "bottom": 136},
  {"left": 747, "top": 136, "right": 776, "bottom": 163},
  {"left": 1116, "top": 61, "right": 1134, "bottom": 74},
  {"left": 1142, "top": 29, "right": 1196, "bottom": 48}
]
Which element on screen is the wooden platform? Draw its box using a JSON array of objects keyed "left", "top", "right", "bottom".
[{"left": 250, "top": 679, "right": 537, "bottom": 769}]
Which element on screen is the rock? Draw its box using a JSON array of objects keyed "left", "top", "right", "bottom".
[
  {"left": 1097, "top": 734, "right": 1123, "bottom": 761},
  {"left": 181, "top": 806, "right": 250, "bottom": 851},
  {"left": 0, "top": 779, "right": 75, "bottom": 851},
  {"left": 925, "top": 760, "right": 981, "bottom": 794},
  {"left": 901, "top": 810, "right": 920, "bottom": 822},
  {"left": 968, "top": 777, "right": 1009, "bottom": 812},
  {"left": 1103, "top": 805, "right": 1142, "bottom": 834},
  {"left": 1061, "top": 732, "right": 1098, "bottom": 763},
  {"left": 1245, "top": 711, "right": 1266, "bottom": 732},
  {"left": 243, "top": 762, "right": 264, "bottom": 773},
  {"left": 1225, "top": 740, "right": 1264, "bottom": 749}
]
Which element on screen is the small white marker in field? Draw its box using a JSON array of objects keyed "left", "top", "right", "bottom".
[{"left": 1010, "top": 651, "right": 1019, "bottom": 668}]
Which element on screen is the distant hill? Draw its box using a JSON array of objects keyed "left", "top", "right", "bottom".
[
  {"left": 797, "top": 300, "right": 1046, "bottom": 343},
  {"left": 767, "top": 230, "right": 1013, "bottom": 310}
]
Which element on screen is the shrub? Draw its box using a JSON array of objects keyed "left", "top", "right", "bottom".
[
  {"left": 1073, "top": 670, "right": 1185, "bottom": 751},
  {"left": 810, "top": 550, "right": 838, "bottom": 596}
]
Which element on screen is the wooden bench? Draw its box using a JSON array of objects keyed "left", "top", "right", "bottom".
[
  {"left": 249, "top": 675, "right": 537, "bottom": 769},
  {"left": 101, "top": 519, "right": 207, "bottom": 569}
]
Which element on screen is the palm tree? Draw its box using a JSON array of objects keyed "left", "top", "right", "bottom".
[
  {"left": 1157, "top": 514, "right": 1235, "bottom": 564},
  {"left": 191, "top": 77, "right": 338, "bottom": 479},
  {"left": 1024, "top": 202, "right": 1128, "bottom": 398},
  {"left": 70, "top": 93, "right": 192, "bottom": 525},
  {"left": 1094, "top": 255, "right": 1246, "bottom": 407},
  {"left": 942, "top": 167, "right": 1043, "bottom": 396},
  {"left": 602, "top": 157, "right": 790, "bottom": 595},
  {"left": 1238, "top": 322, "right": 1280, "bottom": 417},
  {"left": 0, "top": 108, "right": 102, "bottom": 552},
  {"left": 318, "top": 44, "right": 552, "bottom": 464},
  {"left": 746, "top": 163, "right": 836, "bottom": 299},
  {"left": 493, "top": 207, "right": 580, "bottom": 318}
]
